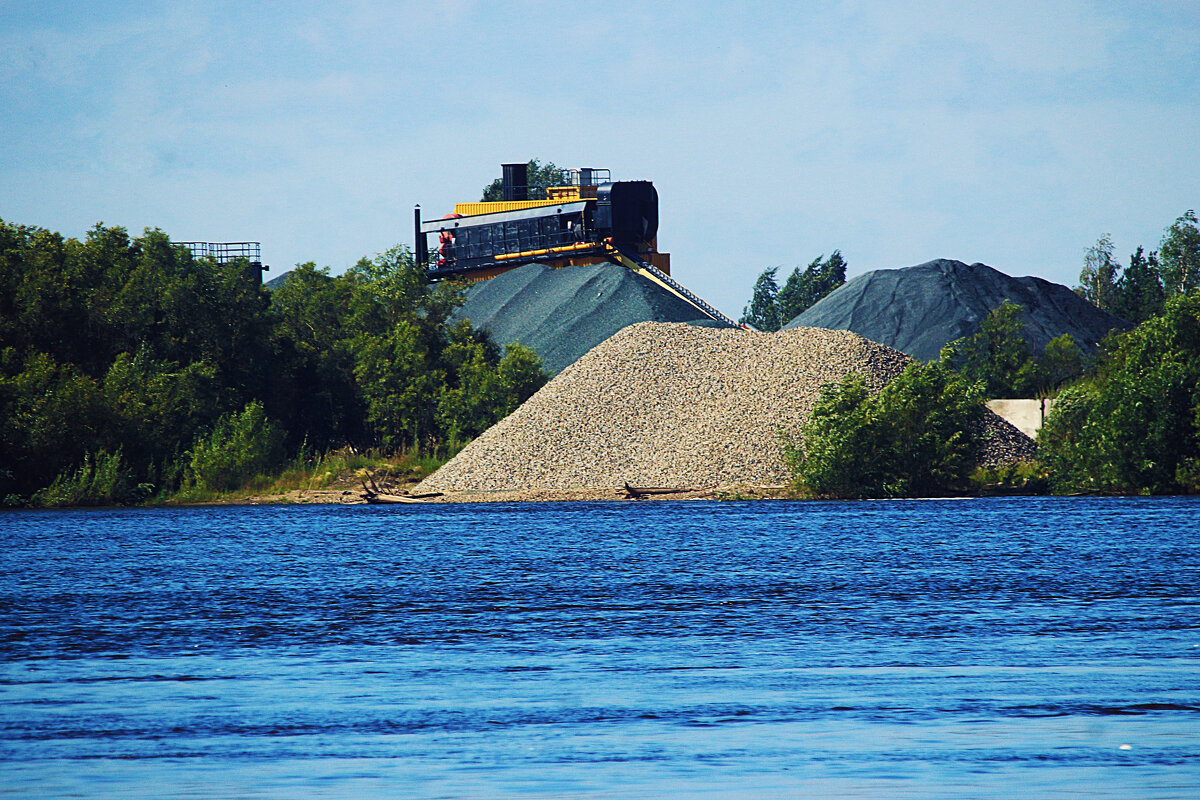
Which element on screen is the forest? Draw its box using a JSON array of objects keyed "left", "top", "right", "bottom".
[{"left": 0, "top": 221, "right": 547, "bottom": 506}]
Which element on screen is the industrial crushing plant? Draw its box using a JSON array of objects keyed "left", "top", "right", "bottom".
[{"left": 415, "top": 163, "right": 737, "bottom": 327}]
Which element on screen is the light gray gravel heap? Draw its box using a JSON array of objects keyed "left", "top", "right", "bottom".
[{"left": 420, "top": 322, "right": 1035, "bottom": 491}]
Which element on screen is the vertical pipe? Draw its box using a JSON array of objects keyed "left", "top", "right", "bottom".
[{"left": 414, "top": 205, "right": 427, "bottom": 269}]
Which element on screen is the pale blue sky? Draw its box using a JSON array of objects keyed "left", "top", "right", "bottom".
[{"left": 2, "top": 0, "right": 1197, "bottom": 316}]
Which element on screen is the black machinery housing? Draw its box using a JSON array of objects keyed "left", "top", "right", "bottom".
[{"left": 417, "top": 179, "right": 659, "bottom": 281}]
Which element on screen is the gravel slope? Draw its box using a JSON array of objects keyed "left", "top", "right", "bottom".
[{"left": 420, "top": 322, "right": 1034, "bottom": 492}]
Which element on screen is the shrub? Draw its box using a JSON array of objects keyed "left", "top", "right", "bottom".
[
  {"left": 784, "top": 375, "right": 888, "bottom": 498},
  {"left": 30, "top": 449, "right": 132, "bottom": 507},
  {"left": 786, "top": 362, "right": 985, "bottom": 498},
  {"left": 187, "top": 401, "right": 286, "bottom": 492}
]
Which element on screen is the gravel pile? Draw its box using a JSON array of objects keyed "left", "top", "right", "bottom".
[
  {"left": 452, "top": 263, "right": 732, "bottom": 374},
  {"left": 785, "top": 259, "right": 1128, "bottom": 361},
  {"left": 420, "top": 322, "right": 1034, "bottom": 491}
]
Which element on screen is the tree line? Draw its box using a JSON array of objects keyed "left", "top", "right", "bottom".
[
  {"left": 739, "top": 252, "right": 847, "bottom": 331},
  {"left": 1077, "top": 210, "right": 1200, "bottom": 324},
  {"left": 0, "top": 221, "right": 547, "bottom": 506}
]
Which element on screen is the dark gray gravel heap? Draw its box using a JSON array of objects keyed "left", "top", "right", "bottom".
[
  {"left": 420, "top": 322, "right": 1034, "bottom": 492},
  {"left": 452, "top": 263, "right": 733, "bottom": 374},
  {"left": 263, "top": 270, "right": 292, "bottom": 290},
  {"left": 783, "top": 259, "right": 1128, "bottom": 361}
]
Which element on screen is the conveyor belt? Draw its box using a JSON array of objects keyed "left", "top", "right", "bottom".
[{"left": 604, "top": 243, "right": 740, "bottom": 328}]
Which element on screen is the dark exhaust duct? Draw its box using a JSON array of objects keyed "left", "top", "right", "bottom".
[{"left": 501, "top": 162, "right": 528, "bottom": 201}]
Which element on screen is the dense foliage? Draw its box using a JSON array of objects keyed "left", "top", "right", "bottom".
[
  {"left": 785, "top": 362, "right": 985, "bottom": 498},
  {"left": 740, "top": 252, "right": 847, "bottom": 331},
  {"left": 1078, "top": 210, "right": 1199, "bottom": 323},
  {"left": 1037, "top": 292, "right": 1200, "bottom": 495},
  {"left": 0, "top": 220, "right": 547, "bottom": 506},
  {"left": 939, "top": 300, "right": 1086, "bottom": 399}
]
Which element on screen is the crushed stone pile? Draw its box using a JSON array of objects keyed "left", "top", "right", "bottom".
[
  {"left": 783, "top": 259, "right": 1128, "bottom": 361},
  {"left": 420, "top": 322, "right": 1035, "bottom": 492},
  {"left": 452, "top": 263, "right": 733, "bottom": 374}
]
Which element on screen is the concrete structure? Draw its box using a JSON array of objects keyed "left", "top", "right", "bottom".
[{"left": 986, "top": 398, "right": 1056, "bottom": 441}]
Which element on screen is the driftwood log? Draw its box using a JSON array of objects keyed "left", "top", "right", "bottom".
[
  {"left": 363, "top": 492, "right": 442, "bottom": 504},
  {"left": 622, "top": 482, "right": 691, "bottom": 500},
  {"left": 359, "top": 469, "right": 441, "bottom": 504}
]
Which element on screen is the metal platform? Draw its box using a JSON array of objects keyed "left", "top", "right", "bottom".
[
  {"left": 179, "top": 241, "right": 262, "bottom": 264},
  {"left": 179, "top": 241, "right": 266, "bottom": 281}
]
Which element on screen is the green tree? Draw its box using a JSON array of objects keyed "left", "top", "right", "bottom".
[
  {"left": 1078, "top": 234, "right": 1120, "bottom": 313},
  {"left": 1035, "top": 381, "right": 1107, "bottom": 492},
  {"left": 1029, "top": 333, "right": 1085, "bottom": 396},
  {"left": 346, "top": 244, "right": 462, "bottom": 335},
  {"left": 942, "top": 301, "right": 1088, "bottom": 398},
  {"left": 496, "top": 342, "right": 547, "bottom": 413},
  {"left": 436, "top": 321, "right": 505, "bottom": 443},
  {"left": 941, "top": 300, "right": 1036, "bottom": 398},
  {"left": 776, "top": 266, "right": 805, "bottom": 324},
  {"left": 1038, "top": 292, "right": 1200, "bottom": 494},
  {"left": 777, "top": 251, "right": 847, "bottom": 323},
  {"left": 785, "top": 375, "right": 885, "bottom": 498},
  {"left": 354, "top": 318, "right": 445, "bottom": 451},
  {"left": 1, "top": 214, "right": 547, "bottom": 505},
  {"left": 101, "top": 347, "right": 221, "bottom": 487},
  {"left": 1113, "top": 246, "right": 1165, "bottom": 324},
  {"left": 346, "top": 244, "right": 466, "bottom": 449},
  {"left": 0, "top": 350, "right": 111, "bottom": 501},
  {"left": 1160, "top": 210, "right": 1200, "bottom": 296},
  {"left": 1, "top": 223, "right": 109, "bottom": 374},
  {"left": 787, "top": 361, "right": 985, "bottom": 498},
  {"left": 268, "top": 262, "right": 364, "bottom": 447},
  {"left": 882, "top": 362, "right": 986, "bottom": 496},
  {"left": 481, "top": 159, "right": 572, "bottom": 201},
  {"left": 739, "top": 267, "right": 781, "bottom": 331}
]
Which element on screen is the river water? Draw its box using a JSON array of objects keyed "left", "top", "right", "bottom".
[{"left": 1, "top": 497, "right": 1198, "bottom": 798}]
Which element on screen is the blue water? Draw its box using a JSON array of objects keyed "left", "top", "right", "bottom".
[{"left": 1, "top": 497, "right": 1199, "bottom": 798}]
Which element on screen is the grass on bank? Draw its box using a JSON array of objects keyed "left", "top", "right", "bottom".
[
  {"left": 164, "top": 444, "right": 460, "bottom": 505},
  {"left": 17, "top": 444, "right": 461, "bottom": 508}
]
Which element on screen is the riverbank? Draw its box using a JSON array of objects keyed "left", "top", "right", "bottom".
[
  {"left": 239, "top": 484, "right": 791, "bottom": 505},
  {"left": 212, "top": 458, "right": 1049, "bottom": 505},
  {"left": 233, "top": 469, "right": 1048, "bottom": 504}
]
